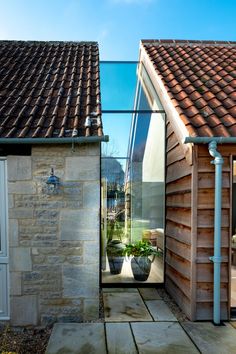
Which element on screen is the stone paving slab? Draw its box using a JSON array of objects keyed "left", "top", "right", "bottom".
[
  {"left": 102, "top": 287, "right": 139, "bottom": 293},
  {"left": 45, "top": 323, "right": 106, "bottom": 354},
  {"left": 230, "top": 321, "right": 236, "bottom": 329},
  {"left": 103, "top": 292, "right": 152, "bottom": 322},
  {"left": 145, "top": 300, "right": 177, "bottom": 321},
  {"left": 131, "top": 322, "right": 199, "bottom": 353},
  {"left": 138, "top": 287, "right": 161, "bottom": 300},
  {"left": 182, "top": 322, "right": 236, "bottom": 354},
  {"left": 106, "top": 323, "right": 138, "bottom": 354}
]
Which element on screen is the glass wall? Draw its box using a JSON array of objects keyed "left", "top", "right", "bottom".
[{"left": 100, "top": 62, "right": 165, "bottom": 284}]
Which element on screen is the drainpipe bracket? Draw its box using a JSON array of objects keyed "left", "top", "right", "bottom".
[
  {"left": 210, "top": 158, "right": 224, "bottom": 165},
  {"left": 209, "top": 256, "right": 222, "bottom": 263}
]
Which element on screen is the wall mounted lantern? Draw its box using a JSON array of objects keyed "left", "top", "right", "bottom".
[{"left": 46, "top": 168, "right": 59, "bottom": 192}]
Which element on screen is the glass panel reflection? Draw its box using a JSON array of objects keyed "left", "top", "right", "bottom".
[
  {"left": 102, "top": 113, "right": 132, "bottom": 158},
  {"left": 101, "top": 61, "right": 165, "bottom": 284},
  {"left": 101, "top": 113, "right": 165, "bottom": 284},
  {"left": 100, "top": 62, "right": 138, "bottom": 111}
]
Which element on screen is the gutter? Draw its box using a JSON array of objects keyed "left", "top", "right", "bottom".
[
  {"left": 0, "top": 135, "right": 109, "bottom": 144},
  {"left": 184, "top": 137, "right": 224, "bottom": 325},
  {"left": 184, "top": 137, "right": 236, "bottom": 144}
]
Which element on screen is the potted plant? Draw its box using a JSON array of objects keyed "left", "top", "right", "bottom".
[
  {"left": 106, "top": 239, "right": 125, "bottom": 274},
  {"left": 124, "top": 240, "right": 159, "bottom": 281}
]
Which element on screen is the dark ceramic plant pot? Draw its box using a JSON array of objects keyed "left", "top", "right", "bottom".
[
  {"left": 107, "top": 240, "right": 125, "bottom": 275},
  {"left": 131, "top": 256, "right": 151, "bottom": 281},
  {"left": 108, "top": 255, "right": 125, "bottom": 274}
]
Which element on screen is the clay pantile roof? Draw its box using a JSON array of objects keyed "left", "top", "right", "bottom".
[
  {"left": 142, "top": 39, "right": 236, "bottom": 137},
  {"left": 0, "top": 41, "right": 103, "bottom": 139}
]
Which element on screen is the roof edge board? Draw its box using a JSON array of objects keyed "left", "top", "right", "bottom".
[
  {"left": 0, "top": 135, "right": 109, "bottom": 145},
  {"left": 139, "top": 43, "right": 193, "bottom": 165},
  {"left": 141, "top": 39, "right": 236, "bottom": 46},
  {"left": 0, "top": 40, "right": 98, "bottom": 45}
]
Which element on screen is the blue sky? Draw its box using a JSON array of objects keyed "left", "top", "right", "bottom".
[{"left": 0, "top": 0, "right": 235, "bottom": 60}]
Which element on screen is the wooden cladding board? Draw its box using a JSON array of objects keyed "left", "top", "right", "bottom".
[
  {"left": 166, "top": 207, "right": 191, "bottom": 227},
  {"left": 198, "top": 172, "right": 230, "bottom": 189},
  {"left": 165, "top": 221, "right": 191, "bottom": 245},
  {"left": 166, "top": 159, "right": 192, "bottom": 183},
  {"left": 197, "top": 228, "right": 229, "bottom": 248},
  {"left": 196, "top": 302, "right": 228, "bottom": 321},
  {"left": 167, "top": 143, "right": 186, "bottom": 166},
  {"left": 166, "top": 237, "right": 191, "bottom": 261},
  {"left": 165, "top": 124, "right": 193, "bottom": 319},
  {"left": 197, "top": 263, "right": 229, "bottom": 283},
  {"left": 166, "top": 175, "right": 191, "bottom": 195},
  {"left": 165, "top": 276, "right": 191, "bottom": 319},
  {"left": 197, "top": 209, "right": 230, "bottom": 228},
  {"left": 197, "top": 247, "right": 229, "bottom": 263},
  {"left": 198, "top": 156, "right": 230, "bottom": 172},
  {"left": 196, "top": 282, "right": 228, "bottom": 302},
  {"left": 166, "top": 249, "right": 191, "bottom": 278},
  {"left": 165, "top": 264, "right": 191, "bottom": 299},
  {"left": 166, "top": 192, "right": 191, "bottom": 208},
  {"left": 198, "top": 144, "right": 236, "bottom": 157},
  {"left": 197, "top": 189, "right": 230, "bottom": 209}
]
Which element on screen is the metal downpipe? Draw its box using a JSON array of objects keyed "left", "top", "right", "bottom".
[{"left": 208, "top": 141, "right": 224, "bottom": 324}]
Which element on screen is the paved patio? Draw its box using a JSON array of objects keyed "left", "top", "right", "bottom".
[{"left": 46, "top": 288, "right": 236, "bottom": 354}]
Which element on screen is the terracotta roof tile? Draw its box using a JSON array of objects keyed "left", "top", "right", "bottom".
[
  {"left": 142, "top": 39, "right": 236, "bottom": 137},
  {"left": 228, "top": 125, "right": 236, "bottom": 135},
  {"left": 0, "top": 41, "right": 102, "bottom": 139}
]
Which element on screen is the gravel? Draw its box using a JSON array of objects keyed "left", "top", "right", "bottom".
[
  {"left": 157, "top": 288, "right": 189, "bottom": 322},
  {"left": 0, "top": 324, "right": 52, "bottom": 354}
]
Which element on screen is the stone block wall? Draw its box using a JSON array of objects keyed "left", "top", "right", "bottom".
[{"left": 8, "top": 143, "right": 100, "bottom": 326}]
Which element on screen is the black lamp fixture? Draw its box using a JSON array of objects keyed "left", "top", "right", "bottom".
[{"left": 46, "top": 168, "right": 59, "bottom": 190}]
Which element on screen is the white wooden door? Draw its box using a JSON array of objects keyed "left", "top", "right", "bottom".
[{"left": 0, "top": 159, "right": 9, "bottom": 319}]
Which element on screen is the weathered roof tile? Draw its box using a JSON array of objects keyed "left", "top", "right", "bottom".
[
  {"left": 0, "top": 41, "right": 102, "bottom": 139},
  {"left": 142, "top": 40, "right": 236, "bottom": 137}
]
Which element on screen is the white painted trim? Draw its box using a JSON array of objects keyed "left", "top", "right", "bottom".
[
  {"left": 139, "top": 45, "right": 193, "bottom": 164},
  {"left": 0, "top": 160, "right": 9, "bottom": 319}
]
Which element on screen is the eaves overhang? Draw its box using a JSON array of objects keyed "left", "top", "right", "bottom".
[
  {"left": 0, "top": 135, "right": 109, "bottom": 144},
  {"left": 139, "top": 42, "right": 193, "bottom": 164}
]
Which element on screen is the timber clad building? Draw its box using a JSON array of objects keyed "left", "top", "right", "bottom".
[
  {"left": 0, "top": 39, "right": 235, "bottom": 325},
  {"left": 140, "top": 40, "right": 236, "bottom": 321}
]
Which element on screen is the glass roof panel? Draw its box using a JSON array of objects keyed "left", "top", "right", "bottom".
[{"left": 100, "top": 62, "right": 138, "bottom": 111}]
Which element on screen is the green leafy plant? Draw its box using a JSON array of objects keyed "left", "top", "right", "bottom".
[
  {"left": 107, "top": 239, "right": 125, "bottom": 256},
  {"left": 124, "top": 240, "right": 160, "bottom": 257},
  {"left": 124, "top": 240, "right": 160, "bottom": 281}
]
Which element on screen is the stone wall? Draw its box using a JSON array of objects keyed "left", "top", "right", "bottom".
[{"left": 8, "top": 143, "right": 100, "bottom": 326}]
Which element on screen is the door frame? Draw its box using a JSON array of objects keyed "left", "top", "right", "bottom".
[{"left": 0, "top": 158, "right": 9, "bottom": 320}]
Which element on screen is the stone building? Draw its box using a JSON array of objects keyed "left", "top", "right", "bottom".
[{"left": 0, "top": 41, "right": 107, "bottom": 325}]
